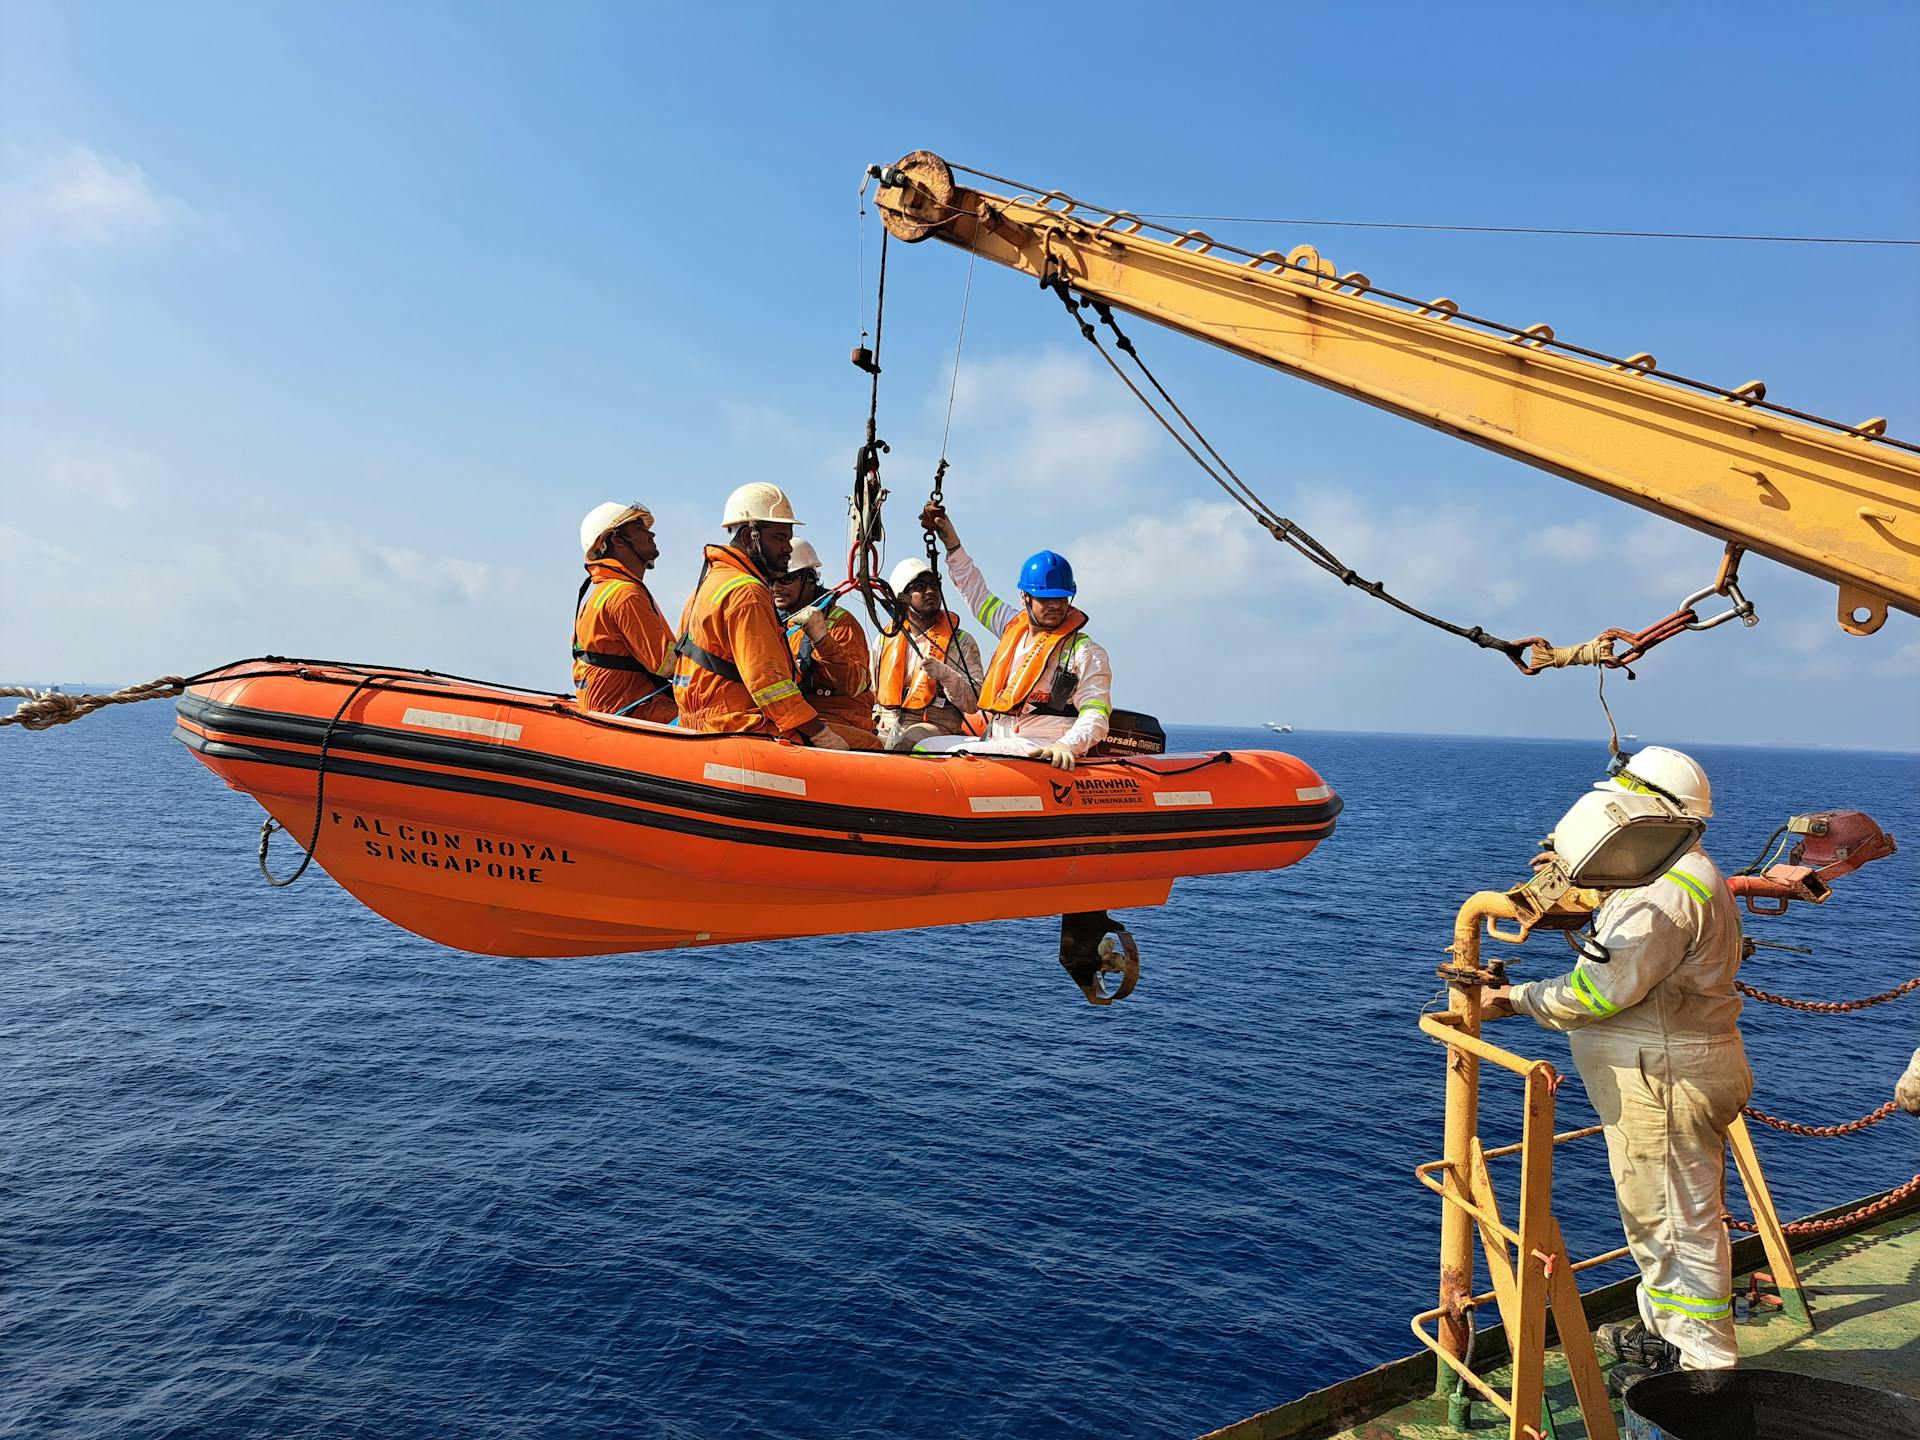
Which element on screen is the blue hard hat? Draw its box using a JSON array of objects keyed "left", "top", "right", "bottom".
[{"left": 1018, "top": 550, "right": 1077, "bottom": 598}]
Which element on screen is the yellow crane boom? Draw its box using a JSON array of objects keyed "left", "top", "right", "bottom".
[{"left": 875, "top": 152, "right": 1919, "bottom": 637}]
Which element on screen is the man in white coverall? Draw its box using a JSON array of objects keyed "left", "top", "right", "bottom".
[
  {"left": 1898, "top": 1047, "right": 1920, "bottom": 1115},
  {"left": 1484, "top": 746, "right": 1752, "bottom": 1386},
  {"left": 914, "top": 502, "right": 1113, "bottom": 771}
]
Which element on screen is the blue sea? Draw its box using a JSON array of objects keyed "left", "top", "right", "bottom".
[{"left": 4, "top": 709, "right": 1916, "bottom": 1439}]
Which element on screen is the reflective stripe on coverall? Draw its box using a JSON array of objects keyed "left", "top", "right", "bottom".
[
  {"left": 572, "top": 559, "right": 677, "bottom": 722},
  {"left": 672, "top": 545, "right": 819, "bottom": 735},
  {"left": 1510, "top": 845, "right": 1752, "bottom": 1370},
  {"left": 913, "top": 544, "right": 1113, "bottom": 759}
]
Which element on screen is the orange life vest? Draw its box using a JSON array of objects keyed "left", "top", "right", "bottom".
[
  {"left": 975, "top": 608, "right": 1087, "bottom": 715},
  {"left": 875, "top": 612, "right": 962, "bottom": 710}
]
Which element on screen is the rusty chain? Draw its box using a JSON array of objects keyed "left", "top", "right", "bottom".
[
  {"left": 1723, "top": 972, "right": 1917, "bottom": 1233},
  {"left": 1743, "top": 1099, "right": 1900, "bottom": 1137},
  {"left": 1728, "top": 1172, "right": 1920, "bottom": 1237},
  {"left": 1737, "top": 975, "right": 1920, "bottom": 1013},
  {"left": 1517, "top": 544, "right": 1757, "bottom": 675}
]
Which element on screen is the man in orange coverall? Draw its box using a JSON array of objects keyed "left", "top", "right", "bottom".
[
  {"left": 770, "top": 539, "right": 882, "bottom": 750},
  {"left": 572, "top": 501, "right": 677, "bottom": 722},
  {"left": 671, "top": 483, "right": 851, "bottom": 749}
]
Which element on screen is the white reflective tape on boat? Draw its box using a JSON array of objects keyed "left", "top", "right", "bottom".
[
  {"left": 1295, "top": 784, "right": 1332, "bottom": 802},
  {"left": 702, "top": 763, "right": 806, "bottom": 796},
  {"left": 969, "top": 795, "right": 1043, "bottom": 813},
  {"left": 1152, "top": 791, "right": 1214, "bottom": 807},
  {"left": 400, "top": 708, "right": 523, "bottom": 742}
]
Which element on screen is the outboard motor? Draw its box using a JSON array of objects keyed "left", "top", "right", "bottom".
[
  {"left": 1086, "top": 709, "right": 1166, "bottom": 757},
  {"left": 1059, "top": 911, "right": 1140, "bottom": 1005}
]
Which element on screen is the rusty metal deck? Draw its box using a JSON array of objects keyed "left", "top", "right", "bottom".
[{"left": 1200, "top": 1195, "right": 1920, "bottom": 1440}]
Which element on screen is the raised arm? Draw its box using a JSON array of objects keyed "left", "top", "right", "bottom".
[{"left": 921, "top": 502, "right": 1015, "bottom": 640}]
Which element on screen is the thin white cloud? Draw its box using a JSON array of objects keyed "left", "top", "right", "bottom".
[
  {"left": 934, "top": 348, "right": 1159, "bottom": 520},
  {"left": 0, "top": 142, "right": 195, "bottom": 248},
  {"left": 723, "top": 400, "right": 831, "bottom": 460},
  {"left": 811, "top": 346, "right": 1910, "bottom": 742},
  {"left": 3, "top": 352, "right": 1911, "bottom": 748},
  {"left": 0, "top": 518, "right": 558, "bottom": 686},
  {"left": 0, "top": 428, "right": 158, "bottom": 513},
  {"left": 1877, "top": 638, "right": 1920, "bottom": 677}
]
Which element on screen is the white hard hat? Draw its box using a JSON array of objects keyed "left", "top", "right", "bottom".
[
  {"left": 888, "top": 556, "right": 936, "bottom": 593},
  {"left": 784, "top": 539, "right": 824, "bottom": 574},
  {"left": 580, "top": 501, "right": 652, "bottom": 556},
  {"left": 721, "top": 482, "right": 803, "bottom": 528},
  {"left": 1594, "top": 745, "right": 1713, "bottom": 818}
]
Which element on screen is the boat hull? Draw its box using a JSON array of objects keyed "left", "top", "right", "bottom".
[{"left": 176, "top": 662, "right": 1341, "bottom": 957}]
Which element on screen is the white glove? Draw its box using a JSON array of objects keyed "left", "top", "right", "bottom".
[
  {"left": 790, "top": 605, "right": 830, "bottom": 642},
  {"left": 1898, "top": 1048, "right": 1920, "bottom": 1116},
  {"left": 1037, "top": 741, "right": 1077, "bottom": 771},
  {"left": 804, "top": 722, "right": 849, "bottom": 750}
]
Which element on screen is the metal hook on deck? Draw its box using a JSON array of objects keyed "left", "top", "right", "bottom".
[{"left": 1060, "top": 910, "right": 1141, "bottom": 1005}]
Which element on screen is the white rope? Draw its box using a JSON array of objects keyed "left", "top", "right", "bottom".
[{"left": 1, "top": 677, "right": 189, "bottom": 731}]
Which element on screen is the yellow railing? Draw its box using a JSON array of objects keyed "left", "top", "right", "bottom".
[{"left": 1414, "top": 887, "right": 1809, "bottom": 1440}]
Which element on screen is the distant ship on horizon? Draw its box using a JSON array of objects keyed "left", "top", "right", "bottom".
[{"left": 1265, "top": 721, "right": 1292, "bottom": 734}]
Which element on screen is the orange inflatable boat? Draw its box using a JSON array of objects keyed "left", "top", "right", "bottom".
[{"left": 176, "top": 659, "right": 1340, "bottom": 971}]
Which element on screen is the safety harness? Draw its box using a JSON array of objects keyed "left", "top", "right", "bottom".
[
  {"left": 672, "top": 562, "right": 766, "bottom": 688},
  {"left": 674, "top": 634, "right": 744, "bottom": 685},
  {"left": 573, "top": 573, "right": 658, "bottom": 674}
]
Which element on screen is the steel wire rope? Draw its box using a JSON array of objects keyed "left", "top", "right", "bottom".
[
  {"left": 941, "top": 162, "right": 1920, "bottom": 454},
  {"left": 1040, "top": 280, "right": 1270, "bottom": 527},
  {"left": 849, "top": 225, "right": 907, "bottom": 642},
  {"left": 854, "top": 166, "right": 873, "bottom": 355},
  {"left": 1059, "top": 285, "right": 1276, "bottom": 526},
  {"left": 850, "top": 197, "right": 988, "bottom": 699},
  {"left": 937, "top": 236, "right": 980, "bottom": 469},
  {"left": 898, "top": 227, "right": 988, "bottom": 694},
  {"left": 1124, "top": 213, "right": 1920, "bottom": 247},
  {"left": 1041, "top": 277, "right": 1532, "bottom": 664}
]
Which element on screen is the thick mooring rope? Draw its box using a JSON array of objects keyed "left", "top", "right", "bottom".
[{"left": 1, "top": 678, "right": 189, "bottom": 731}]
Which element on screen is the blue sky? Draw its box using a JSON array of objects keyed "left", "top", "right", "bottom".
[{"left": 3, "top": 1, "right": 1916, "bottom": 747}]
